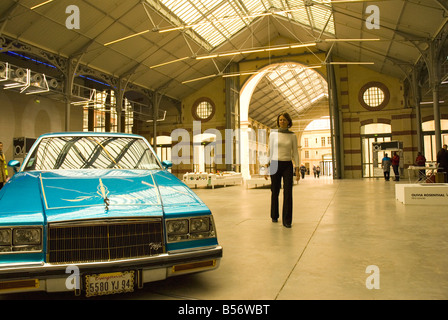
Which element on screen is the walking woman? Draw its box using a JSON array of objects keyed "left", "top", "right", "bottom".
[{"left": 268, "top": 112, "right": 300, "bottom": 228}]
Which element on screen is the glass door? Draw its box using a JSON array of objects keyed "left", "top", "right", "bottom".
[{"left": 361, "top": 135, "right": 392, "bottom": 178}]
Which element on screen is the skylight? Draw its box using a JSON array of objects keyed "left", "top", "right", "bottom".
[
  {"left": 267, "top": 64, "right": 328, "bottom": 114},
  {"left": 148, "top": 0, "right": 335, "bottom": 50}
]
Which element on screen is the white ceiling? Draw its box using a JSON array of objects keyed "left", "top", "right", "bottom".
[{"left": 0, "top": 0, "right": 447, "bottom": 128}]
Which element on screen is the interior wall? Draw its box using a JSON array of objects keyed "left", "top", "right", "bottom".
[
  {"left": 335, "top": 63, "right": 410, "bottom": 178},
  {"left": 0, "top": 90, "right": 83, "bottom": 163},
  {"left": 171, "top": 77, "right": 227, "bottom": 177}
]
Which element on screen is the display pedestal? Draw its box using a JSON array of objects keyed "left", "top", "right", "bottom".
[{"left": 395, "top": 183, "right": 448, "bottom": 205}]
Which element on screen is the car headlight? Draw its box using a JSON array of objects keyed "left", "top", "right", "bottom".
[
  {"left": 166, "top": 219, "right": 189, "bottom": 234},
  {"left": 13, "top": 228, "right": 42, "bottom": 245},
  {"left": 166, "top": 216, "right": 216, "bottom": 243},
  {"left": 0, "top": 229, "right": 11, "bottom": 246},
  {"left": 190, "top": 217, "right": 210, "bottom": 233},
  {"left": 0, "top": 227, "right": 43, "bottom": 253}
]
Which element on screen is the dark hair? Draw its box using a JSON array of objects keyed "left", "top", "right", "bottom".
[{"left": 277, "top": 112, "right": 293, "bottom": 128}]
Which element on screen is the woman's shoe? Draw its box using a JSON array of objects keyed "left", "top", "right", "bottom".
[{"left": 272, "top": 219, "right": 278, "bottom": 223}]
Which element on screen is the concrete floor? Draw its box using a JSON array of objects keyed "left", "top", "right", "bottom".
[{"left": 3, "top": 176, "right": 448, "bottom": 300}]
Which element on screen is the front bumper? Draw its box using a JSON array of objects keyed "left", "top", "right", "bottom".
[{"left": 0, "top": 245, "right": 222, "bottom": 295}]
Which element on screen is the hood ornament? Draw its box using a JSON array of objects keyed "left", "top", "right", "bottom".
[{"left": 97, "top": 179, "right": 110, "bottom": 211}]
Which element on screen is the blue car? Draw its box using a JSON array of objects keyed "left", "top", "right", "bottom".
[{"left": 0, "top": 132, "right": 222, "bottom": 297}]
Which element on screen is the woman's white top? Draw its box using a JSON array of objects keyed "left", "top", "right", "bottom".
[{"left": 269, "top": 130, "right": 299, "bottom": 166}]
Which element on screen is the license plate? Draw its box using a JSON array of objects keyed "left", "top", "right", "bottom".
[{"left": 85, "top": 271, "right": 134, "bottom": 297}]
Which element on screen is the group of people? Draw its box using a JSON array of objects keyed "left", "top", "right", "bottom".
[
  {"left": 414, "top": 145, "right": 448, "bottom": 182},
  {"left": 381, "top": 144, "right": 448, "bottom": 182},
  {"left": 298, "top": 164, "right": 321, "bottom": 179},
  {"left": 381, "top": 151, "right": 401, "bottom": 181}
]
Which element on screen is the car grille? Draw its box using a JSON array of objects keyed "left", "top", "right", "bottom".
[{"left": 47, "top": 219, "right": 164, "bottom": 264}]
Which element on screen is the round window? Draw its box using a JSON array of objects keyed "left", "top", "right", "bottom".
[
  {"left": 358, "top": 82, "right": 390, "bottom": 111},
  {"left": 192, "top": 98, "right": 215, "bottom": 122}
]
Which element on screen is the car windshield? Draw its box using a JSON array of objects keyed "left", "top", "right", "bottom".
[{"left": 23, "top": 136, "right": 161, "bottom": 171}]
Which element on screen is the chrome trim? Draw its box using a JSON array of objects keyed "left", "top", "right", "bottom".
[
  {"left": 0, "top": 246, "right": 222, "bottom": 294},
  {"left": 0, "top": 245, "right": 222, "bottom": 276},
  {"left": 48, "top": 217, "right": 162, "bottom": 227},
  {"left": 166, "top": 245, "right": 219, "bottom": 254},
  {"left": 0, "top": 262, "right": 44, "bottom": 269}
]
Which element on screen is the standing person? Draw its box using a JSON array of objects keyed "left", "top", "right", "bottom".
[
  {"left": 312, "top": 165, "right": 317, "bottom": 178},
  {"left": 436, "top": 144, "right": 448, "bottom": 182},
  {"left": 382, "top": 153, "right": 392, "bottom": 181},
  {"left": 0, "top": 142, "right": 8, "bottom": 189},
  {"left": 415, "top": 151, "right": 426, "bottom": 181},
  {"left": 268, "top": 112, "right": 300, "bottom": 228},
  {"left": 316, "top": 166, "right": 321, "bottom": 178},
  {"left": 299, "top": 164, "right": 306, "bottom": 179},
  {"left": 391, "top": 151, "right": 400, "bottom": 181}
]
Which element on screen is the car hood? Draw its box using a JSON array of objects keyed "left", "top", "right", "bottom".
[{"left": 0, "top": 169, "right": 208, "bottom": 224}]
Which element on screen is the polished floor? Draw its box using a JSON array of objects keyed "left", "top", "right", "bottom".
[{"left": 3, "top": 176, "right": 448, "bottom": 300}]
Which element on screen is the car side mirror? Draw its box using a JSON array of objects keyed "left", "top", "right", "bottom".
[
  {"left": 8, "top": 160, "right": 20, "bottom": 173},
  {"left": 161, "top": 160, "right": 173, "bottom": 170}
]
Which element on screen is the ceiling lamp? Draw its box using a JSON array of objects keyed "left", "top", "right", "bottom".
[
  {"left": 195, "top": 42, "right": 317, "bottom": 60},
  {"left": 30, "top": 0, "right": 54, "bottom": 10},
  {"left": 329, "top": 62, "right": 375, "bottom": 65},
  {"left": 324, "top": 38, "right": 381, "bottom": 42},
  {"left": 104, "top": 30, "right": 150, "bottom": 46},
  {"left": 181, "top": 74, "right": 218, "bottom": 84}
]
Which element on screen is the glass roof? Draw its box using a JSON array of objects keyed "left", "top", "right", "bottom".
[
  {"left": 149, "top": 0, "right": 335, "bottom": 50},
  {"left": 266, "top": 63, "right": 328, "bottom": 114},
  {"left": 305, "top": 117, "right": 330, "bottom": 131}
]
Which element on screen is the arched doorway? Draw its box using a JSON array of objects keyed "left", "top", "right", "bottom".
[
  {"left": 239, "top": 62, "right": 329, "bottom": 179},
  {"left": 301, "top": 118, "right": 333, "bottom": 176}
]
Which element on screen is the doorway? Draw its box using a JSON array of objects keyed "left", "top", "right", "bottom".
[
  {"left": 193, "top": 133, "right": 217, "bottom": 173},
  {"left": 361, "top": 123, "right": 392, "bottom": 178},
  {"left": 422, "top": 120, "right": 448, "bottom": 162}
]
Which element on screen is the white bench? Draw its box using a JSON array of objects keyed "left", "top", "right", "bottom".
[
  {"left": 210, "top": 172, "right": 243, "bottom": 189},
  {"left": 183, "top": 173, "right": 210, "bottom": 188},
  {"left": 245, "top": 175, "right": 271, "bottom": 188},
  {"left": 183, "top": 172, "right": 243, "bottom": 189}
]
